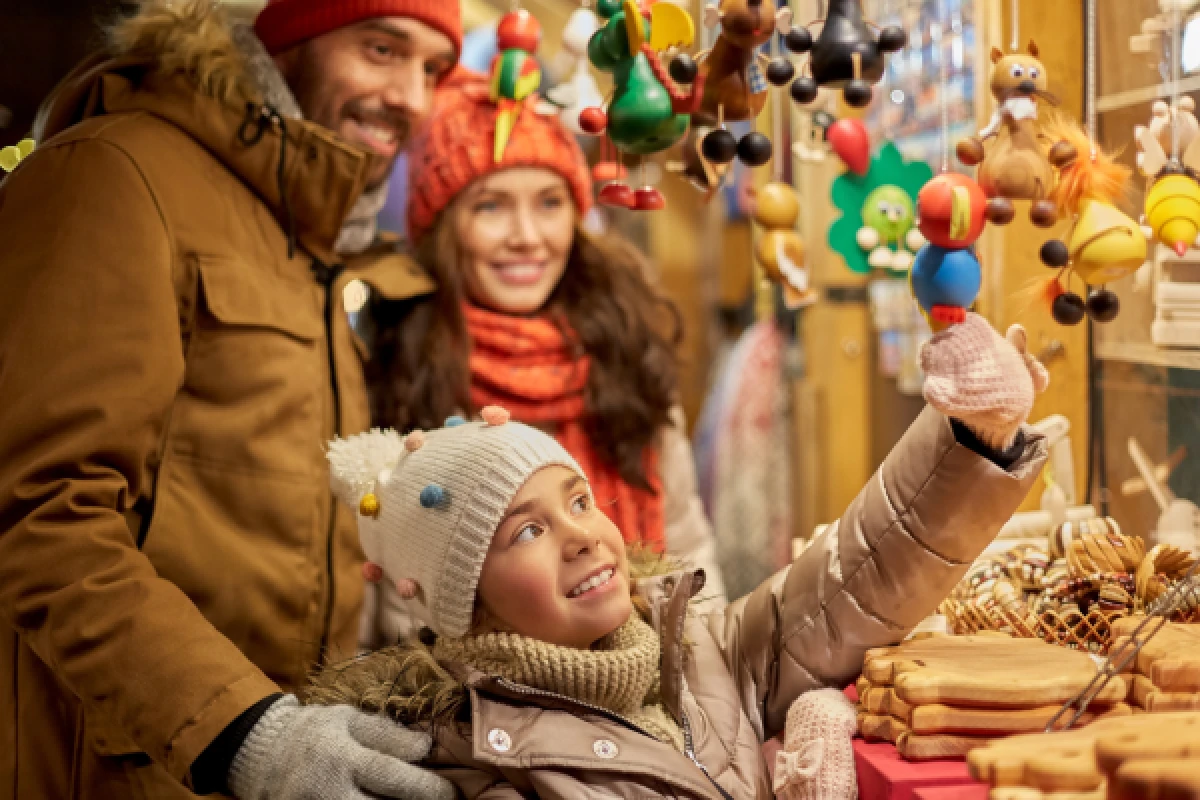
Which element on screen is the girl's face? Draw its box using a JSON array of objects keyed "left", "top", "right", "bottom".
[
  {"left": 476, "top": 466, "right": 632, "bottom": 648},
  {"left": 452, "top": 168, "right": 576, "bottom": 315}
]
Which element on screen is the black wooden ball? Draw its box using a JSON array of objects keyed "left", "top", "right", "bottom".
[
  {"left": 1086, "top": 287, "right": 1120, "bottom": 322},
  {"left": 766, "top": 59, "right": 795, "bottom": 86},
  {"left": 790, "top": 76, "right": 819, "bottom": 104},
  {"left": 844, "top": 80, "right": 873, "bottom": 108},
  {"left": 784, "top": 28, "right": 813, "bottom": 54},
  {"left": 737, "top": 132, "right": 773, "bottom": 166},
  {"left": 878, "top": 26, "right": 908, "bottom": 53},
  {"left": 702, "top": 129, "right": 738, "bottom": 164},
  {"left": 1040, "top": 240, "right": 1070, "bottom": 268},
  {"left": 1052, "top": 292, "right": 1087, "bottom": 326},
  {"left": 669, "top": 54, "right": 698, "bottom": 84}
]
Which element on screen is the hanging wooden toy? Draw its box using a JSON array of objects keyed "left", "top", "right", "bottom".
[
  {"left": 545, "top": 7, "right": 606, "bottom": 136},
  {"left": 779, "top": 0, "right": 908, "bottom": 109},
  {"left": 1134, "top": 98, "right": 1199, "bottom": 182},
  {"left": 1134, "top": 101, "right": 1200, "bottom": 257},
  {"left": 662, "top": 0, "right": 794, "bottom": 168},
  {"left": 489, "top": 9, "right": 545, "bottom": 163},
  {"left": 0, "top": 138, "right": 34, "bottom": 173},
  {"left": 908, "top": 174, "right": 990, "bottom": 328},
  {"left": 584, "top": 0, "right": 697, "bottom": 209},
  {"left": 955, "top": 42, "right": 1077, "bottom": 227},
  {"left": 828, "top": 141, "right": 931, "bottom": 276},
  {"left": 1036, "top": 116, "right": 1145, "bottom": 325},
  {"left": 750, "top": 181, "right": 816, "bottom": 307}
]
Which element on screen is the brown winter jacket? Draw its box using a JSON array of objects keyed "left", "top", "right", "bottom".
[
  {"left": 0, "top": 6, "right": 433, "bottom": 799},
  {"left": 320, "top": 407, "right": 1047, "bottom": 798}
]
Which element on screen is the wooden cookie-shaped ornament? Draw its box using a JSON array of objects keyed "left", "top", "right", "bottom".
[
  {"left": 1111, "top": 757, "right": 1200, "bottom": 800},
  {"left": 1067, "top": 530, "right": 1144, "bottom": 578},
  {"left": 1111, "top": 618, "right": 1200, "bottom": 692},
  {"left": 1130, "top": 673, "right": 1200, "bottom": 712}
]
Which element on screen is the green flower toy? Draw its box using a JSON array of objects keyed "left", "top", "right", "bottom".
[{"left": 828, "top": 141, "right": 932, "bottom": 274}]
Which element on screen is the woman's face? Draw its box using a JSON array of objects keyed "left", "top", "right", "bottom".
[
  {"left": 452, "top": 168, "right": 576, "bottom": 315},
  {"left": 476, "top": 466, "right": 632, "bottom": 648}
]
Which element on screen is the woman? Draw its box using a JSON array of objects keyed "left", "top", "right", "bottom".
[{"left": 363, "top": 72, "right": 727, "bottom": 644}]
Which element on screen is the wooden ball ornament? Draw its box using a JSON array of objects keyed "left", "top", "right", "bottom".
[
  {"left": 359, "top": 493, "right": 381, "bottom": 518},
  {"left": 394, "top": 578, "right": 420, "bottom": 599},
  {"left": 916, "top": 173, "right": 987, "bottom": 249},
  {"left": 362, "top": 562, "right": 384, "bottom": 583}
]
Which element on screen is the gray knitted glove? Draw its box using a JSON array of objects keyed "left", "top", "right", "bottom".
[{"left": 228, "top": 696, "right": 456, "bottom": 800}]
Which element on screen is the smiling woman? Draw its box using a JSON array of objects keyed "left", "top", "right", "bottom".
[{"left": 363, "top": 70, "right": 729, "bottom": 646}]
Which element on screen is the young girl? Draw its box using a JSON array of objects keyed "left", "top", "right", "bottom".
[
  {"left": 291, "top": 314, "right": 1049, "bottom": 799},
  {"left": 361, "top": 71, "right": 727, "bottom": 645}
]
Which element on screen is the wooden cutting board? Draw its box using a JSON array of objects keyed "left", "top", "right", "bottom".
[
  {"left": 1111, "top": 758, "right": 1200, "bottom": 800},
  {"left": 989, "top": 788, "right": 1105, "bottom": 800},
  {"left": 967, "top": 712, "right": 1200, "bottom": 792},
  {"left": 1130, "top": 674, "right": 1200, "bottom": 711},
  {"left": 858, "top": 711, "right": 908, "bottom": 743},
  {"left": 1111, "top": 619, "right": 1200, "bottom": 692},
  {"left": 863, "top": 634, "right": 1126, "bottom": 709},
  {"left": 859, "top": 683, "right": 1128, "bottom": 732},
  {"left": 1092, "top": 713, "right": 1200, "bottom": 776}
]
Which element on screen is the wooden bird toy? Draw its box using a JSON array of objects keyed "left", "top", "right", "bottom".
[
  {"left": 490, "top": 10, "right": 544, "bottom": 163},
  {"left": 586, "top": 0, "right": 698, "bottom": 210},
  {"left": 781, "top": 0, "right": 908, "bottom": 109},
  {"left": 1037, "top": 115, "right": 1145, "bottom": 325},
  {"left": 956, "top": 42, "right": 1077, "bottom": 228},
  {"left": 666, "top": 0, "right": 793, "bottom": 168},
  {"left": 0, "top": 137, "right": 34, "bottom": 173},
  {"left": 1133, "top": 100, "right": 1200, "bottom": 256},
  {"left": 1135, "top": 98, "right": 1200, "bottom": 181},
  {"left": 751, "top": 181, "right": 816, "bottom": 307}
]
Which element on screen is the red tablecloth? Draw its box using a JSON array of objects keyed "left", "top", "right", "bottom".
[{"left": 845, "top": 683, "right": 990, "bottom": 800}]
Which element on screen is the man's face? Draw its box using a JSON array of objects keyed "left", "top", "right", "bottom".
[{"left": 277, "top": 17, "right": 456, "bottom": 188}]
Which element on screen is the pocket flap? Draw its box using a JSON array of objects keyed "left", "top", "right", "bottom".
[
  {"left": 88, "top": 715, "right": 144, "bottom": 756},
  {"left": 198, "top": 256, "right": 324, "bottom": 341}
]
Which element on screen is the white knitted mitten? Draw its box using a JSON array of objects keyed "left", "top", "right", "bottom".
[
  {"left": 920, "top": 313, "right": 1050, "bottom": 451},
  {"left": 774, "top": 688, "right": 858, "bottom": 800}
]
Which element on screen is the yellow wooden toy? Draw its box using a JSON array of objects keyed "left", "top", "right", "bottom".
[{"left": 752, "top": 182, "right": 817, "bottom": 308}]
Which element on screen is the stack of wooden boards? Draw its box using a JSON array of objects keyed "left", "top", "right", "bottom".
[
  {"left": 1112, "top": 617, "right": 1200, "bottom": 712},
  {"left": 857, "top": 633, "right": 1131, "bottom": 761},
  {"left": 968, "top": 710, "right": 1200, "bottom": 799}
]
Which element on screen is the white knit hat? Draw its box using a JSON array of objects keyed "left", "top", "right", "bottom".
[{"left": 327, "top": 407, "right": 583, "bottom": 638}]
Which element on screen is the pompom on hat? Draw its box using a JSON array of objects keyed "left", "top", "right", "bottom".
[
  {"left": 327, "top": 407, "right": 583, "bottom": 638},
  {"left": 254, "top": 0, "right": 463, "bottom": 59},
  {"left": 405, "top": 70, "right": 594, "bottom": 243}
]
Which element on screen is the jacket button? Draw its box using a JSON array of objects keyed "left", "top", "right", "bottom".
[
  {"left": 593, "top": 739, "right": 619, "bottom": 759},
  {"left": 487, "top": 728, "right": 512, "bottom": 753}
]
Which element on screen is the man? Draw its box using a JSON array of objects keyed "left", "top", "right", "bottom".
[{"left": 0, "top": 0, "right": 461, "bottom": 796}]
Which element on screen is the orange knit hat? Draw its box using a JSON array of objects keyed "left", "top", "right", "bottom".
[
  {"left": 255, "top": 0, "right": 462, "bottom": 58},
  {"left": 406, "top": 70, "right": 594, "bottom": 243}
]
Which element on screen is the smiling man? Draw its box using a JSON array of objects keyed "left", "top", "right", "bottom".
[{"left": 0, "top": 0, "right": 461, "bottom": 798}]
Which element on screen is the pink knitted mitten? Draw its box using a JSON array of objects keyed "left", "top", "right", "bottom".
[
  {"left": 920, "top": 313, "right": 1050, "bottom": 452},
  {"left": 774, "top": 688, "right": 858, "bottom": 800}
]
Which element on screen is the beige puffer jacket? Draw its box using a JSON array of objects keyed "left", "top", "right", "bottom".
[{"left": 329, "top": 407, "right": 1046, "bottom": 798}]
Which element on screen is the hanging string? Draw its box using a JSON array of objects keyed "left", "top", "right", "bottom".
[
  {"left": 880, "top": 0, "right": 894, "bottom": 141},
  {"left": 772, "top": 23, "right": 784, "bottom": 181},
  {"left": 938, "top": 0, "right": 951, "bottom": 172},
  {"left": 1172, "top": 2, "right": 1183, "bottom": 160},
  {"left": 1010, "top": 0, "right": 1019, "bottom": 52},
  {"left": 1085, "top": 0, "right": 1097, "bottom": 157}
]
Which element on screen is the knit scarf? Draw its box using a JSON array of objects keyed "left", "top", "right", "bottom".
[
  {"left": 464, "top": 303, "right": 666, "bottom": 551},
  {"left": 434, "top": 614, "right": 683, "bottom": 751}
]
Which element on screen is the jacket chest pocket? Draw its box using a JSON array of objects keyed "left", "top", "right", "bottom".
[{"left": 172, "top": 256, "right": 326, "bottom": 473}]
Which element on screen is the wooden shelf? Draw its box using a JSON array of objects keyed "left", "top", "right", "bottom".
[{"left": 1095, "top": 340, "right": 1200, "bottom": 370}]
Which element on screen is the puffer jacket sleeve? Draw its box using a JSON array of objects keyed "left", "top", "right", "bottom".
[
  {"left": 706, "top": 406, "right": 1046, "bottom": 742},
  {"left": 0, "top": 140, "right": 279, "bottom": 781},
  {"left": 661, "top": 407, "right": 728, "bottom": 613}
]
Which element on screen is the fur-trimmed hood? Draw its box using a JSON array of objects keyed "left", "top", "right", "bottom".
[
  {"left": 35, "top": 0, "right": 387, "bottom": 257},
  {"left": 304, "top": 554, "right": 693, "bottom": 728}
]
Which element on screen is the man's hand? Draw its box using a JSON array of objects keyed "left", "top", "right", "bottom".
[{"left": 228, "top": 696, "right": 456, "bottom": 800}]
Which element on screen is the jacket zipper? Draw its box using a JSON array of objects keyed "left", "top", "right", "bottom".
[
  {"left": 492, "top": 678, "right": 733, "bottom": 799},
  {"left": 313, "top": 260, "right": 344, "bottom": 656}
]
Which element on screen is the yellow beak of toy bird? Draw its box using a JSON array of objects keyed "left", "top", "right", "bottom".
[
  {"left": 1146, "top": 172, "right": 1200, "bottom": 257},
  {"left": 1069, "top": 199, "right": 1148, "bottom": 285}
]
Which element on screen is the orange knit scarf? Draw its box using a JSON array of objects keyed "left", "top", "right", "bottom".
[{"left": 465, "top": 304, "right": 665, "bottom": 552}]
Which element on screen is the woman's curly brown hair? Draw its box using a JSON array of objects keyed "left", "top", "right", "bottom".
[{"left": 366, "top": 211, "right": 682, "bottom": 489}]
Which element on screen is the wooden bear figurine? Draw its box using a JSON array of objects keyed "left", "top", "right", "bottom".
[
  {"left": 956, "top": 41, "right": 1076, "bottom": 227},
  {"left": 752, "top": 182, "right": 816, "bottom": 306}
]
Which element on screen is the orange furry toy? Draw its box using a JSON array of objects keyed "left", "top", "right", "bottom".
[{"left": 1035, "top": 113, "right": 1145, "bottom": 325}]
